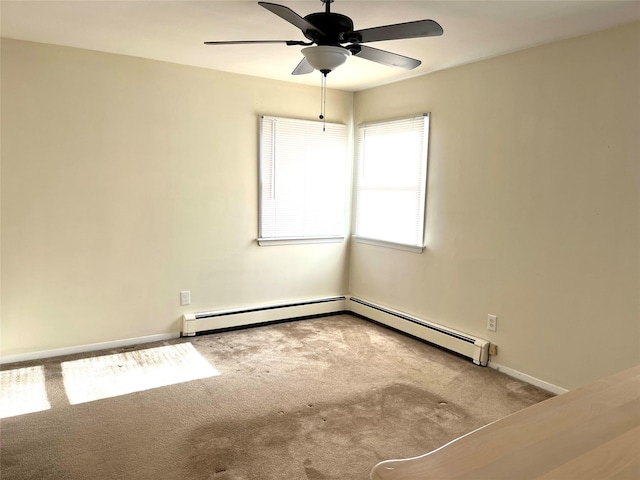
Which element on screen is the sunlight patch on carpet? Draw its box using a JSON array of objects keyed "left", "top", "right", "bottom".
[
  {"left": 61, "top": 343, "right": 219, "bottom": 405},
  {"left": 0, "top": 366, "right": 51, "bottom": 419}
]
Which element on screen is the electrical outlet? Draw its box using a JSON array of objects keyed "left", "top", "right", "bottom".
[
  {"left": 180, "top": 291, "right": 191, "bottom": 306},
  {"left": 489, "top": 344, "right": 498, "bottom": 356},
  {"left": 487, "top": 314, "right": 497, "bottom": 332}
]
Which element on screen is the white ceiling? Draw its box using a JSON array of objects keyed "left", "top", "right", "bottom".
[{"left": 2, "top": 0, "right": 639, "bottom": 91}]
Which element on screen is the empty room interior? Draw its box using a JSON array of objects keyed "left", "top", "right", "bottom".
[{"left": 1, "top": 1, "right": 639, "bottom": 479}]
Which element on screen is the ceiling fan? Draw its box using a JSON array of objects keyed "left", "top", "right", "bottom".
[{"left": 204, "top": 0, "right": 444, "bottom": 76}]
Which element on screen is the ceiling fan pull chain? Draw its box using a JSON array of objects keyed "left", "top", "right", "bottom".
[{"left": 320, "top": 71, "right": 328, "bottom": 131}]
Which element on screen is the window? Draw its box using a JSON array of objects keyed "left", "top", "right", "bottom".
[
  {"left": 258, "top": 116, "right": 348, "bottom": 245},
  {"left": 354, "top": 114, "right": 430, "bottom": 253}
]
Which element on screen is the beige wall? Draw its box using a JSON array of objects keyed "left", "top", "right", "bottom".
[
  {"left": 1, "top": 39, "right": 352, "bottom": 356},
  {"left": 2, "top": 22, "right": 639, "bottom": 390},
  {"left": 351, "top": 22, "right": 640, "bottom": 390}
]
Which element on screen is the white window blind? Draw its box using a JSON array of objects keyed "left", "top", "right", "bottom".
[
  {"left": 354, "top": 114, "right": 430, "bottom": 252},
  {"left": 259, "top": 116, "right": 348, "bottom": 245}
]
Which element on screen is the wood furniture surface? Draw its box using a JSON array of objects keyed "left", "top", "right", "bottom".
[{"left": 370, "top": 365, "right": 640, "bottom": 480}]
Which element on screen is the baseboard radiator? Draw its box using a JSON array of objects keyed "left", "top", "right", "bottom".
[
  {"left": 348, "top": 297, "right": 490, "bottom": 366},
  {"left": 181, "top": 295, "right": 489, "bottom": 367},
  {"left": 182, "top": 296, "right": 347, "bottom": 336}
]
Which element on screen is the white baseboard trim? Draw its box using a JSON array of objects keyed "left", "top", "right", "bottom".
[
  {"left": 488, "top": 361, "right": 568, "bottom": 395},
  {"left": 0, "top": 333, "right": 180, "bottom": 365}
]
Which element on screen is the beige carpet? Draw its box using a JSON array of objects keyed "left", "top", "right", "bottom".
[{"left": 0, "top": 314, "right": 553, "bottom": 479}]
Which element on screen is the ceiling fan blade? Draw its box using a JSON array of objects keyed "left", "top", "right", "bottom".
[
  {"left": 292, "top": 58, "right": 314, "bottom": 75},
  {"left": 204, "top": 40, "right": 308, "bottom": 46},
  {"left": 352, "top": 19, "right": 443, "bottom": 44},
  {"left": 351, "top": 45, "right": 421, "bottom": 70},
  {"left": 258, "top": 2, "right": 324, "bottom": 36}
]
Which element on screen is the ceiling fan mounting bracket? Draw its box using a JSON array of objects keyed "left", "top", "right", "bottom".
[{"left": 321, "top": 0, "right": 335, "bottom": 12}]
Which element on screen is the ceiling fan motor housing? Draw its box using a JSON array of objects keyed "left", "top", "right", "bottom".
[{"left": 303, "top": 12, "right": 358, "bottom": 45}]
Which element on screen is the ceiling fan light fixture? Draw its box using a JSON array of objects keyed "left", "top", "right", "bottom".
[{"left": 302, "top": 45, "right": 350, "bottom": 73}]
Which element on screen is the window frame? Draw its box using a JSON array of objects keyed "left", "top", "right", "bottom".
[
  {"left": 352, "top": 113, "right": 431, "bottom": 253},
  {"left": 257, "top": 115, "right": 348, "bottom": 246}
]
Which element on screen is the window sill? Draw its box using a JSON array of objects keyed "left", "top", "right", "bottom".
[
  {"left": 352, "top": 236, "right": 424, "bottom": 253},
  {"left": 257, "top": 236, "right": 344, "bottom": 246}
]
